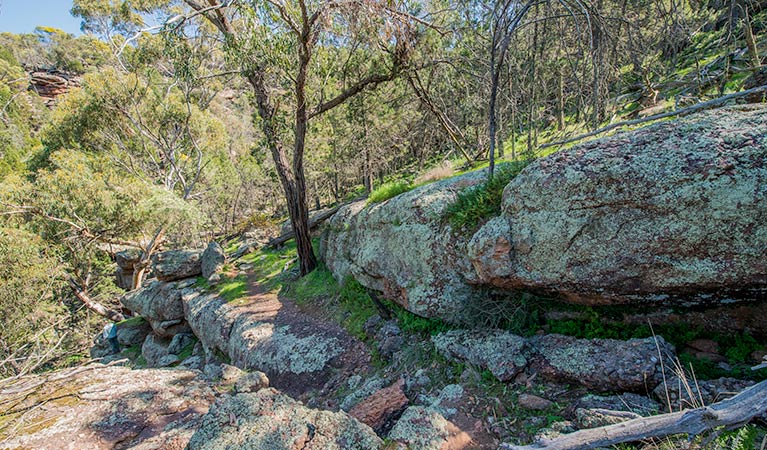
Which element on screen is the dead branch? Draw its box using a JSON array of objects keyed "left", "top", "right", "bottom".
[
  {"left": 539, "top": 84, "right": 767, "bottom": 150},
  {"left": 67, "top": 278, "right": 125, "bottom": 322},
  {"left": 266, "top": 205, "right": 342, "bottom": 248},
  {"left": 501, "top": 379, "right": 767, "bottom": 450}
]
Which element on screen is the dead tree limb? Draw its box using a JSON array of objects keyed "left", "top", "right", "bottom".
[
  {"left": 267, "top": 203, "right": 348, "bottom": 248},
  {"left": 67, "top": 278, "right": 125, "bottom": 322},
  {"left": 539, "top": 84, "right": 767, "bottom": 150},
  {"left": 502, "top": 379, "right": 767, "bottom": 450}
]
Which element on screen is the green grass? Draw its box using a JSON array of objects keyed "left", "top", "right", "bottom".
[
  {"left": 217, "top": 275, "right": 248, "bottom": 302},
  {"left": 116, "top": 316, "right": 146, "bottom": 327},
  {"left": 367, "top": 181, "right": 413, "bottom": 204},
  {"left": 444, "top": 160, "right": 531, "bottom": 232},
  {"left": 176, "top": 337, "right": 198, "bottom": 361},
  {"left": 288, "top": 264, "right": 340, "bottom": 304}
]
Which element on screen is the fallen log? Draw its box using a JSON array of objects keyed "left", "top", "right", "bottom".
[
  {"left": 502, "top": 379, "right": 767, "bottom": 450},
  {"left": 267, "top": 206, "right": 341, "bottom": 248}
]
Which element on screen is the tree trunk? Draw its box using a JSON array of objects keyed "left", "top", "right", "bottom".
[{"left": 741, "top": 2, "right": 760, "bottom": 72}]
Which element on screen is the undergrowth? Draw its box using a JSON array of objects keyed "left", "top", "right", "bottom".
[
  {"left": 444, "top": 160, "right": 530, "bottom": 232},
  {"left": 367, "top": 181, "right": 413, "bottom": 204}
]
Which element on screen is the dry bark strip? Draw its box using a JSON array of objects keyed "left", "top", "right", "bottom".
[{"left": 502, "top": 380, "right": 767, "bottom": 450}]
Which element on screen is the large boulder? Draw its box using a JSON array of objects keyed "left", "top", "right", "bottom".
[
  {"left": 186, "top": 388, "right": 382, "bottom": 450},
  {"left": 0, "top": 364, "right": 216, "bottom": 450},
  {"left": 114, "top": 248, "right": 141, "bottom": 290},
  {"left": 470, "top": 105, "right": 767, "bottom": 306},
  {"left": 152, "top": 249, "right": 202, "bottom": 282},
  {"left": 121, "top": 280, "right": 190, "bottom": 336},
  {"left": 201, "top": 241, "right": 225, "bottom": 279},
  {"left": 321, "top": 170, "right": 487, "bottom": 322}
]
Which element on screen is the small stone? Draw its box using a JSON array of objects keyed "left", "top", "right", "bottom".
[
  {"left": 180, "top": 356, "right": 204, "bottom": 370},
  {"left": 208, "top": 273, "right": 221, "bottom": 284},
  {"left": 234, "top": 371, "right": 270, "bottom": 393},
  {"left": 518, "top": 393, "right": 553, "bottom": 410},
  {"left": 686, "top": 339, "right": 721, "bottom": 355},
  {"left": 203, "top": 363, "right": 223, "bottom": 380},
  {"left": 349, "top": 378, "right": 409, "bottom": 433},
  {"left": 220, "top": 364, "right": 246, "bottom": 382}
]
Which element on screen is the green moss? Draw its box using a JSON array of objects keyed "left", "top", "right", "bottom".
[
  {"left": 337, "top": 278, "right": 379, "bottom": 340},
  {"left": 444, "top": 160, "right": 530, "bottom": 232},
  {"left": 116, "top": 316, "right": 146, "bottom": 327},
  {"left": 176, "top": 337, "right": 198, "bottom": 361},
  {"left": 367, "top": 181, "right": 413, "bottom": 204},
  {"left": 288, "top": 265, "right": 340, "bottom": 305}
]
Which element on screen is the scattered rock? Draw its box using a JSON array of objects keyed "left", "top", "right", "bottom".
[
  {"left": 168, "top": 333, "right": 195, "bottom": 355},
  {"left": 152, "top": 249, "right": 202, "bottom": 282},
  {"left": 376, "top": 320, "right": 404, "bottom": 359},
  {"left": 234, "top": 371, "right": 270, "bottom": 393},
  {"left": 141, "top": 333, "right": 172, "bottom": 367},
  {"left": 432, "top": 329, "right": 528, "bottom": 382},
  {"left": 575, "top": 408, "right": 642, "bottom": 428},
  {"left": 121, "top": 280, "right": 188, "bottom": 336},
  {"left": 518, "top": 393, "right": 553, "bottom": 410},
  {"left": 220, "top": 363, "right": 246, "bottom": 383},
  {"left": 687, "top": 339, "right": 720, "bottom": 354},
  {"left": 201, "top": 241, "right": 226, "bottom": 279},
  {"left": 530, "top": 334, "right": 675, "bottom": 392},
  {"left": 180, "top": 356, "right": 204, "bottom": 370},
  {"left": 203, "top": 363, "right": 224, "bottom": 380},
  {"left": 158, "top": 354, "right": 180, "bottom": 367},
  {"left": 349, "top": 378, "right": 409, "bottom": 434},
  {"left": 388, "top": 406, "right": 472, "bottom": 450},
  {"left": 575, "top": 393, "right": 660, "bottom": 416},
  {"left": 652, "top": 376, "right": 755, "bottom": 410},
  {"left": 115, "top": 317, "right": 152, "bottom": 347},
  {"left": 187, "top": 388, "right": 382, "bottom": 450},
  {"left": 341, "top": 377, "right": 385, "bottom": 411}
]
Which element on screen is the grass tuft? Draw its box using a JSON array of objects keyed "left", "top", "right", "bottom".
[
  {"left": 367, "top": 181, "right": 413, "bottom": 205},
  {"left": 444, "top": 160, "right": 530, "bottom": 232}
]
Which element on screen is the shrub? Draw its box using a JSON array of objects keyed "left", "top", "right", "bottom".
[
  {"left": 444, "top": 160, "right": 530, "bottom": 231},
  {"left": 367, "top": 181, "right": 413, "bottom": 204}
]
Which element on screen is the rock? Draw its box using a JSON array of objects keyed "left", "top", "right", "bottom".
[
  {"left": 201, "top": 241, "right": 226, "bottom": 279},
  {"left": 152, "top": 249, "right": 202, "bottom": 282},
  {"left": 168, "top": 333, "right": 195, "bottom": 355},
  {"left": 203, "top": 363, "right": 224, "bottom": 380},
  {"left": 220, "top": 363, "right": 246, "bottom": 382},
  {"left": 431, "top": 329, "right": 677, "bottom": 392},
  {"left": 687, "top": 339, "right": 720, "bottom": 354},
  {"left": 388, "top": 406, "right": 472, "bottom": 450},
  {"left": 141, "top": 333, "right": 172, "bottom": 367},
  {"left": 114, "top": 248, "right": 141, "bottom": 290},
  {"left": 341, "top": 377, "right": 386, "bottom": 411},
  {"left": 349, "top": 378, "right": 409, "bottom": 434},
  {"left": 530, "top": 334, "right": 675, "bottom": 392},
  {"left": 234, "top": 371, "right": 270, "bottom": 393},
  {"left": 432, "top": 329, "right": 528, "bottom": 382},
  {"left": 575, "top": 408, "right": 642, "bottom": 428},
  {"left": 186, "top": 388, "right": 382, "bottom": 450},
  {"left": 321, "top": 169, "right": 488, "bottom": 323},
  {"left": 652, "top": 376, "right": 755, "bottom": 410},
  {"left": 471, "top": 105, "right": 767, "bottom": 306},
  {"left": 575, "top": 393, "right": 660, "bottom": 416},
  {"left": 0, "top": 364, "right": 216, "bottom": 450},
  {"left": 518, "top": 393, "right": 553, "bottom": 410},
  {"left": 743, "top": 67, "right": 767, "bottom": 103},
  {"left": 158, "top": 354, "right": 180, "bottom": 367},
  {"left": 121, "top": 280, "right": 188, "bottom": 336},
  {"left": 180, "top": 355, "right": 204, "bottom": 370},
  {"left": 430, "top": 384, "right": 464, "bottom": 419},
  {"left": 115, "top": 317, "right": 152, "bottom": 347},
  {"left": 28, "top": 69, "right": 82, "bottom": 106},
  {"left": 376, "top": 320, "right": 404, "bottom": 359}
]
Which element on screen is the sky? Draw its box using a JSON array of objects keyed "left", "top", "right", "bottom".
[{"left": 0, "top": 0, "right": 82, "bottom": 35}]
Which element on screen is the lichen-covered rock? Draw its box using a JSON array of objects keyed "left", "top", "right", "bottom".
[
  {"left": 518, "top": 394, "right": 553, "bottom": 410},
  {"left": 187, "top": 388, "right": 382, "bottom": 450},
  {"left": 0, "top": 364, "right": 216, "bottom": 450},
  {"left": 121, "top": 280, "right": 189, "bottom": 336},
  {"left": 234, "top": 371, "right": 270, "bottom": 393},
  {"left": 168, "top": 333, "right": 195, "bottom": 355},
  {"left": 530, "top": 334, "right": 675, "bottom": 392},
  {"left": 201, "top": 241, "right": 226, "bottom": 279},
  {"left": 152, "top": 249, "right": 202, "bottom": 281},
  {"left": 472, "top": 105, "right": 767, "bottom": 306},
  {"left": 431, "top": 329, "right": 528, "bottom": 381},
  {"left": 388, "top": 406, "right": 472, "bottom": 450},
  {"left": 321, "top": 170, "right": 488, "bottom": 323}
]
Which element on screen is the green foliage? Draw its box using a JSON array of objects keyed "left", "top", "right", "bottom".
[
  {"left": 367, "top": 181, "right": 413, "bottom": 204},
  {"left": 217, "top": 275, "right": 248, "bottom": 302},
  {"left": 337, "top": 278, "right": 379, "bottom": 340},
  {"left": 176, "top": 337, "right": 199, "bottom": 361},
  {"left": 392, "top": 307, "right": 450, "bottom": 336},
  {"left": 289, "top": 265, "right": 340, "bottom": 304},
  {"left": 444, "top": 160, "right": 530, "bottom": 232}
]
